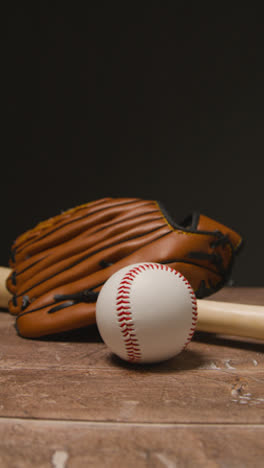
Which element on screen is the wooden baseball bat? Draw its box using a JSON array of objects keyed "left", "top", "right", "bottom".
[
  {"left": 0, "top": 266, "right": 263, "bottom": 340},
  {"left": 0, "top": 266, "right": 12, "bottom": 309},
  {"left": 196, "top": 299, "right": 264, "bottom": 341}
]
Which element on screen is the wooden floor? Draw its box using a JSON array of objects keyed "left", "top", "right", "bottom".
[{"left": 0, "top": 288, "right": 264, "bottom": 467}]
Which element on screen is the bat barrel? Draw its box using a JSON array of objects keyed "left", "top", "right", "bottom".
[{"left": 197, "top": 299, "right": 264, "bottom": 341}]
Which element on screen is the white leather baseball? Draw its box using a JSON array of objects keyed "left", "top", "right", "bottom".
[{"left": 96, "top": 262, "right": 198, "bottom": 364}]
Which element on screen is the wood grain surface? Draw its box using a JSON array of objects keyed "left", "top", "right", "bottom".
[{"left": 0, "top": 287, "right": 264, "bottom": 467}]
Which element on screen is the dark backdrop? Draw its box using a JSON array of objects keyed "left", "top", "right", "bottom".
[{"left": 3, "top": 5, "right": 263, "bottom": 285}]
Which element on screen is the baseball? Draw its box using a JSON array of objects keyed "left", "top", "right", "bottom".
[{"left": 96, "top": 262, "right": 198, "bottom": 364}]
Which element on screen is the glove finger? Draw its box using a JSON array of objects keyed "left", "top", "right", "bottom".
[
  {"left": 16, "top": 301, "right": 96, "bottom": 338},
  {"left": 7, "top": 203, "right": 164, "bottom": 294},
  {"left": 11, "top": 197, "right": 111, "bottom": 256},
  {"left": 9, "top": 224, "right": 171, "bottom": 314},
  {"left": 11, "top": 198, "right": 144, "bottom": 266}
]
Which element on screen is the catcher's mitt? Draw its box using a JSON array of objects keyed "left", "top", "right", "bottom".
[{"left": 7, "top": 197, "right": 243, "bottom": 338}]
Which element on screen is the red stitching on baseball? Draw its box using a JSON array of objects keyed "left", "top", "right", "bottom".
[
  {"left": 120, "top": 280, "right": 133, "bottom": 286},
  {"left": 117, "top": 301, "right": 129, "bottom": 306},
  {"left": 116, "top": 263, "right": 198, "bottom": 362}
]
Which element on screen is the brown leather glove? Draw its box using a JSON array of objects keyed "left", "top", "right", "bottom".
[{"left": 7, "top": 197, "right": 243, "bottom": 338}]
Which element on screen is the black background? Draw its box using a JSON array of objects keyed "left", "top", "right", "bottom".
[{"left": 3, "top": 4, "right": 263, "bottom": 285}]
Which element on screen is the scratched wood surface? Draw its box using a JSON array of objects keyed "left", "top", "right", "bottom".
[{"left": 0, "top": 287, "right": 263, "bottom": 467}]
